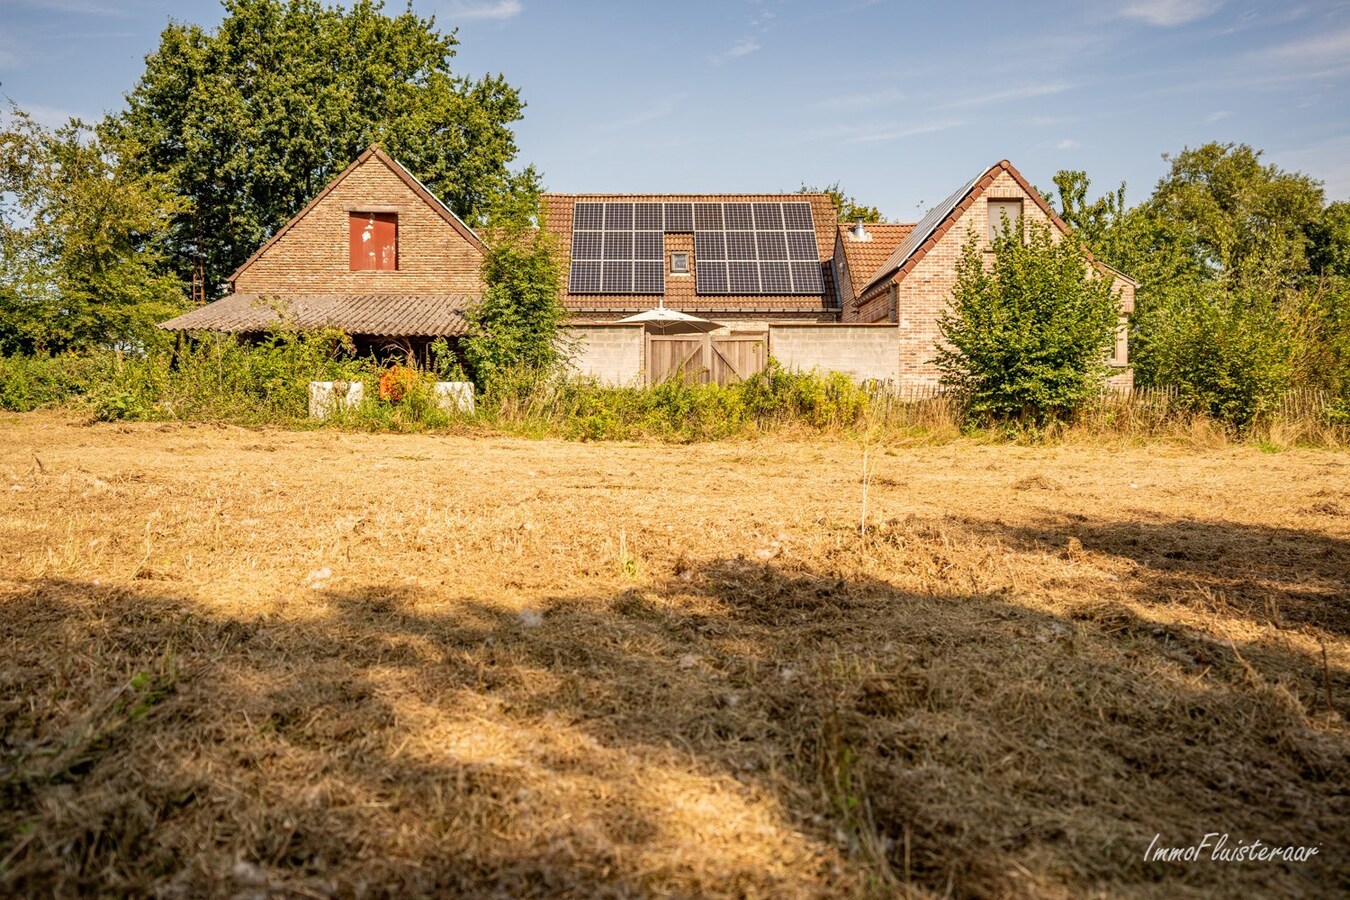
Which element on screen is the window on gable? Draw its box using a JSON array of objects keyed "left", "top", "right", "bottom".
[
  {"left": 349, "top": 212, "right": 398, "bottom": 271},
  {"left": 987, "top": 199, "right": 1023, "bottom": 243}
]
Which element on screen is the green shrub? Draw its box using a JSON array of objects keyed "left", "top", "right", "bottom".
[
  {"left": 1139, "top": 285, "right": 1292, "bottom": 427},
  {"left": 0, "top": 351, "right": 114, "bottom": 411},
  {"left": 937, "top": 221, "right": 1119, "bottom": 426}
]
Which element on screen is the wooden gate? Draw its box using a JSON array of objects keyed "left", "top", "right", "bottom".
[{"left": 647, "top": 333, "right": 766, "bottom": 385}]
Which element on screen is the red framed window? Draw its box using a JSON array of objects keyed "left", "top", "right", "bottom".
[{"left": 349, "top": 212, "right": 398, "bottom": 271}]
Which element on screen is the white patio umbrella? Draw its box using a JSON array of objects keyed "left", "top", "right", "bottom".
[{"left": 615, "top": 299, "right": 721, "bottom": 335}]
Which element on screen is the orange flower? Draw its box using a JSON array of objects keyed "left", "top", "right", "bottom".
[{"left": 378, "top": 365, "right": 417, "bottom": 402}]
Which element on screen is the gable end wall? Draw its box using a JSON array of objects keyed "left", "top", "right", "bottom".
[
  {"left": 232, "top": 157, "right": 485, "bottom": 296},
  {"left": 865, "top": 170, "right": 1130, "bottom": 387}
]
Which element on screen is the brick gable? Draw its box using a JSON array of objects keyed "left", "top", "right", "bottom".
[
  {"left": 230, "top": 148, "right": 486, "bottom": 297},
  {"left": 855, "top": 163, "right": 1135, "bottom": 386}
]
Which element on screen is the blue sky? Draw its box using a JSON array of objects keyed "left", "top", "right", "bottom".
[{"left": 1, "top": 0, "right": 1348, "bottom": 220}]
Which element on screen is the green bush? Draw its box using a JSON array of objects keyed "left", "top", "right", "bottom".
[
  {"left": 476, "top": 360, "right": 879, "bottom": 442},
  {"left": 1139, "top": 285, "right": 1292, "bottom": 427},
  {"left": 0, "top": 351, "right": 114, "bottom": 411},
  {"left": 937, "top": 221, "right": 1120, "bottom": 426}
]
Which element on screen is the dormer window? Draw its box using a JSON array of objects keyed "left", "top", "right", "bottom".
[
  {"left": 987, "top": 199, "right": 1023, "bottom": 243},
  {"left": 349, "top": 212, "right": 398, "bottom": 271},
  {"left": 670, "top": 251, "right": 690, "bottom": 275}
]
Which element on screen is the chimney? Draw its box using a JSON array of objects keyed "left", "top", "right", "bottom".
[{"left": 850, "top": 219, "right": 871, "bottom": 241}]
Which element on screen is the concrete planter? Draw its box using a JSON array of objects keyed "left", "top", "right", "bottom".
[
  {"left": 308, "top": 380, "right": 364, "bottom": 419},
  {"left": 435, "top": 381, "right": 475, "bottom": 415}
]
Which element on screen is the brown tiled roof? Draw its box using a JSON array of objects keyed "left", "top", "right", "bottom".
[
  {"left": 836, "top": 222, "right": 915, "bottom": 300},
  {"left": 158, "top": 293, "right": 472, "bottom": 336},
  {"left": 539, "top": 193, "right": 840, "bottom": 313},
  {"left": 228, "top": 146, "right": 486, "bottom": 287}
]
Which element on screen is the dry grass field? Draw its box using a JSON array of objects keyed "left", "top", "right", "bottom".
[{"left": 0, "top": 411, "right": 1346, "bottom": 898}]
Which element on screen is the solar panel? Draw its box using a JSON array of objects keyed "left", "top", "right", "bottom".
[
  {"left": 604, "top": 202, "right": 633, "bottom": 229},
  {"left": 726, "top": 231, "right": 756, "bottom": 260},
  {"left": 729, "top": 261, "right": 760, "bottom": 293},
  {"left": 635, "top": 231, "right": 663, "bottom": 260},
  {"left": 574, "top": 202, "right": 603, "bottom": 230},
  {"left": 635, "top": 202, "right": 663, "bottom": 230},
  {"left": 756, "top": 231, "right": 788, "bottom": 260},
  {"left": 664, "top": 202, "right": 694, "bottom": 232},
  {"left": 724, "top": 203, "right": 754, "bottom": 230},
  {"left": 635, "top": 261, "right": 664, "bottom": 293},
  {"left": 695, "top": 231, "right": 725, "bottom": 260},
  {"left": 572, "top": 231, "right": 602, "bottom": 260},
  {"left": 603, "top": 231, "right": 633, "bottom": 260},
  {"left": 569, "top": 201, "right": 664, "bottom": 294},
  {"left": 753, "top": 203, "right": 784, "bottom": 229},
  {"left": 694, "top": 203, "right": 723, "bottom": 231},
  {"left": 786, "top": 231, "right": 817, "bottom": 261},
  {"left": 571, "top": 199, "right": 819, "bottom": 296},
  {"left": 602, "top": 260, "right": 632, "bottom": 293},
  {"left": 570, "top": 260, "right": 601, "bottom": 293},
  {"left": 791, "top": 261, "right": 824, "bottom": 293},
  {"left": 690, "top": 200, "right": 821, "bottom": 295},
  {"left": 782, "top": 202, "right": 813, "bottom": 231},
  {"left": 697, "top": 260, "right": 729, "bottom": 294},
  {"left": 759, "top": 261, "right": 791, "bottom": 293}
]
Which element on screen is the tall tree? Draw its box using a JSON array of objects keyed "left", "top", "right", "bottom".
[
  {"left": 799, "top": 182, "right": 885, "bottom": 223},
  {"left": 0, "top": 105, "right": 184, "bottom": 354},
  {"left": 1143, "top": 143, "right": 1325, "bottom": 291},
  {"left": 114, "top": 0, "right": 539, "bottom": 299}
]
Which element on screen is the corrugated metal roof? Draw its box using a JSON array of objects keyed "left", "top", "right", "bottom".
[
  {"left": 158, "top": 294, "right": 472, "bottom": 337},
  {"left": 860, "top": 169, "right": 986, "bottom": 295}
]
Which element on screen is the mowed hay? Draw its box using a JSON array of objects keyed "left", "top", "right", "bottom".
[{"left": 0, "top": 410, "right": 1346, "bottom": 898}]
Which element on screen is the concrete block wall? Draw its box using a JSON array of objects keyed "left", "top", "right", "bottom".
[
  {"left": 768, "top": 324, "right": 900, "bottom": 385},
  {"left": 562, "top": 324, "right": 645, "bottom": 386}
]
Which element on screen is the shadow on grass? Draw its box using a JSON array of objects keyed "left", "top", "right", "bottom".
[
  {"left": 0, "top": 557, "right": 1345, "bottom": 898},
  {"left": 978, "top": 514, "right": 1350, "bottom": 638}
]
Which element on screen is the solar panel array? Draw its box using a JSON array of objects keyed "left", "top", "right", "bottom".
[
  {"left": 568, "top": 199, "right": 822, "bottom": 296},
  {"left": 569, "top": 202, "right": 665, "bottom": 294},
  {"left": 691, "top": 202, "right": 822, "bottom": 295}
]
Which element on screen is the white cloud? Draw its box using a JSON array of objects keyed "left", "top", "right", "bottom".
[
  {"left": 1263, "top": 28, "right": 1350, "bottom": 63},
  {"left": 1270, "top": 133, "right": 1350, "bottom": 200},
  {"left": 448, "top": 0, "right": 522, "bottom": 22},
  {"left": 1204, "top": 109, "right": 1231, "bottom": 123},
  {"left": 726, "top": 38, "right": 761, "bottom": 58},
  {"left": 601, "top": 94, "right": 688, "bottom": 132},
  {"left": 8, "top": 0, "right": 126, "bottom": 14},
  {"left": 711, "top": 38, "right": 762, "bottom": 65},
  {"left": 845, "top": 120, "right": 963, "bottom": 144},
  {"left": 1120, "top": 0, "right": 1223, "bottom": 27},
  {"left": 813, "top": 88, "right": 906, "bottom": 111},
  {"left": 944, "top": 83, "right": 1072, "bottom": 109},
  {"left": 1056, "top": 138, "right": 1082, "bottom": 150},
  {"left": 1, "top": 102, "right": 87, "bottom": 129}
]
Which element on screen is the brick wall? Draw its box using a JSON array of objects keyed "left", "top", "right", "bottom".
[
  {"left": 768, "top": 324, "right": 900, "bottom": 385},
  {"left": 562, "top": 324, "right": 645, "bottom": 386},
  {"left": 861, "top": 170, "right": 1134, "bottom": 388},
  {"left": 233, "top": 155, "right": 485, "bottom": 295}
]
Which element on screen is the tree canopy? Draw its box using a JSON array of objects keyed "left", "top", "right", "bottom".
[
  {"left": 113, "top": 0, "right": 539, "bottom": 298},
  {"left": 1051, "top": 142, "right": 1350, "bottom": 422},
  {"left": 0, "top": 105, "right": 185, "bottom": 353},
  {"left": 799, "top": 182, "right": 885, "bottom": 223}
]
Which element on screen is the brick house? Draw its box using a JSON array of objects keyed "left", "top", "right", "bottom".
[
  {"left": 161, "top": 149, "right": 1134, "bottom": 388},
  {"left": 159, "top": 146, "right": 487, "bottom": 357}
]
